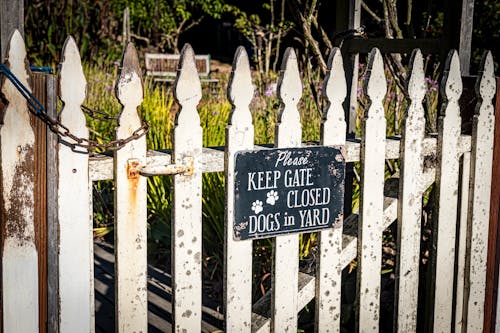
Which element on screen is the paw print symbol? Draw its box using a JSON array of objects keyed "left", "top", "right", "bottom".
[
  {"left": 251, "top": 200, "right": 263, "bottom": 214},
  {"left": 266, "top": 190, "right": 279, "bottom": 205}
]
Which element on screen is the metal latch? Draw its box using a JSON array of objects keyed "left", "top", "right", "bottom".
[{"left": 127, "top": 157, "right": 194, "bottom": 179}]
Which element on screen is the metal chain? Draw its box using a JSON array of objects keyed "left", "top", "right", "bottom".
[
  {"left": 81, "top": 105, "right": 118, "bottom": 121},
  {"left": 0, "top": 63, "right": 150, "bottom": 153},
  {"left": 36, "top": 108, "right": 150, "bottom": 152}
]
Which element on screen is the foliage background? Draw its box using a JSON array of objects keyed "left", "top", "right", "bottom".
[{"left": 24, "top": 0, "right": 500, "bottom": 73}]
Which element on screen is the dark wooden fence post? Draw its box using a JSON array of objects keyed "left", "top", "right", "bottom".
[{"left": 31, "top": 72, "right": 59, "bottom": 333}]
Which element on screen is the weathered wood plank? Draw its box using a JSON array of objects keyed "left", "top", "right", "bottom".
[
  {"left": 57, "top": 36, "right": 92, "bottom": 332},
  {"left": 172, "top": 44, "right": 203, "bottom": 332},
  {"left": 394, "top": 49, "right": 425, "bottom": 331},
  {"left": 30, "top": 71, "right": 49, "bottom": 333},
  {"left": 272, "top": 47, "right": 302, "bottom": 332},
  {"left": 464, "top": 51, "right": 496, "bottom": 332},
  {"left": 224, "top": 47, "right": 254, "bottom": 332},
  {"left": 0, "top": 29, "right": 39, "bottom": 332},
  {"left": 114, "top": 42, "right": 148, "bottom": 332},
  {"left": 315, "top": 47, "right": 346, "bottom": 332},
  {"left": 428, "top": 50, "right": 463, "bottom": 332},
  {"left": 88, "top": 136, "right": 472, "bottom": 180},
  {"left": 46, "top": 73, "right": 59, "bottom": 333},
  {"left": 356, "top": 47, "right": 386, "bottom": 332}
]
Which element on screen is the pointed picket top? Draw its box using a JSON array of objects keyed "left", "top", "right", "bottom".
[
  {"left": 175, "top": 43, "right": 202, "bottom": 125},
  {"left": 59, "top": 36, "right": 87, "bottom": 139},
  {"left": 364, "top": 48, "right": 386, "bottom": 118},
  {"left": 3, "top": 30, "right": 30, "bottom": 101},
  {"left": 441, "top": 50, "right": 463, "bottom": 113},
  {"left": 60, "top": 36, "right": 86, "bottom": 105},
  {"left": 407, "top": 49, "right": 426, "bottom": 105},
  {"left": 228, "top": 46, "right": 253, "bottom": 125},
  {"left": 277, "top": 47, "right": 302, "bottom": 125},
  {"left": 476, "top": 51, "right": 496, "bottom": 108},
  {"left": 321, "top": 47, "right": 347, "bottom": 144},
  {"left": 323, "top": 47, "right": 347, "bottom": 107},
  {"left": 116, "top": 42, "right": 143, "bottom": 113},
  {"left": 1, "top": 29, "right": 34, "bottom": 208}
]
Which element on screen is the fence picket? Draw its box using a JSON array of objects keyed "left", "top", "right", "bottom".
[
  {"left": 272, "top": 47, "right": 302, "bottom": 332},
  {"left": 464, "top": 51, "right": 496, "bottom": 332},
  {"left": 114, "top": 42, "right": 148, "bottom": 332},
  {"left": 0, "top": 30, "right": 39, "bottom": 332},
  {"left": 428, "top": 50, "right": 462, "bottom": 332},
  {"left": 172, "top": 44, "right": 203, "bottom": 332},
  {"left": 315, "top": 47, "right": 346, "bottom": 332},
  {"left": 394, "top": 49, "right": 426, "bottom": 331},
  {"left": 224, "top": 47, "right": 254, "bottom": 332},
  {"left": 57, "top": 36, "right": 92, "bottom": 332},
  {"left": 356, "top": 48, "right": 386, "bottom": 332}
]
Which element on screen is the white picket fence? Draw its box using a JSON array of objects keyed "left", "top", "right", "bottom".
[{"left": 0, "top": 29, "right": 497, "bottom": 332}]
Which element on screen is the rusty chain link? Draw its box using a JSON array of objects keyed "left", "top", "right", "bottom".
[
  {"left": 0, "top": 63, "right": 149, "bottom": 153},
  {"left": 38, "top": 106, "right": 150, "bottom": 152}
]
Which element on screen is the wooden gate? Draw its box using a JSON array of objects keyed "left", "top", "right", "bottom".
[{"left": 0, "top": 29, "right": 497, "bottom": 332}]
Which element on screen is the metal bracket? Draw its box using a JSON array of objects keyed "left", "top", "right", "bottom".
[{"left": 127, "top": 157, "right": 194, "bottom": 179}]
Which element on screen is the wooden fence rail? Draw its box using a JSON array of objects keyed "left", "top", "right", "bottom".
[{"left": 0, "top": 29, "right": 497, "bottom": 332}]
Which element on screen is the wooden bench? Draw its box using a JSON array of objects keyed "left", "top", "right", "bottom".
[{"left": 145, "top": 53, "right": 219, "bottom": 85}]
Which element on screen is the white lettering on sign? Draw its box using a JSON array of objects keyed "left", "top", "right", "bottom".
[
  {"left": 235, "top": 147, "right": 344, "bottom": 240},
  {"left": 299, "top": 208, "right": 330, "bottom": 227},
  {"left": 275, "top": 151, "right": 308, "bottom": 168},
  {"left": 286, "top": 187, "right": 331, "bottom": 208},
  {"left": 247, "top": 170, "right": 281, "bottom": 191},
  {"left": 284, "top": 168, "right": 313, "bottom": 187}
]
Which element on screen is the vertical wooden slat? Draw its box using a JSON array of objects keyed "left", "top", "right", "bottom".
[
  {"left": 455, "top": 151, "right": 471, "bottom": 332},
  {"left": 0, "top": 29, "right": 39, "bottom": 332},
  {"left": 172, "top": 44, "right": 203, "bottom": 332},
  {"left": 224, "top": 47, "right": 254, "bottom": 332},
  {"left": 394, "top": 49, "right": 425, "bottom": 331},
  {"left": 114, "top": 42, "right": 148, "bottom": 332},
  {"left": 315, "top": 47, "right": 346, "bottom": 332},
  {"left": 427, "top": 50, "right": 463, "bottom": 332},
  {"left": 356, "top": 47, "right": 386, "bottom": 332},
  {"left": 57, "top": 36, "right": 92, "bottom": 332},
  {"left": 31, "top": 71, "right": 48, "bottom": 333},
  {"left": 463, "top": 51, "right": 496, "bottom": 332},
  {"left": 46, "top": 73, "right": 59, "bottom": 333},
  {"left": 272, "top": 47, "right": 302, "bottom": 332}
]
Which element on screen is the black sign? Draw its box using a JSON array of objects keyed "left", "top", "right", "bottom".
[{"left": 233, "top": 146, "right": 345, "bottom": 240}]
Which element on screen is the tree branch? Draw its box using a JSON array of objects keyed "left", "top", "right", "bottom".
[
  {"left": 386, "top": 0, "right": 403, "bottom": 38},
  {"left": 361, "top": 0, "right": 383, "bottom": 24}
]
